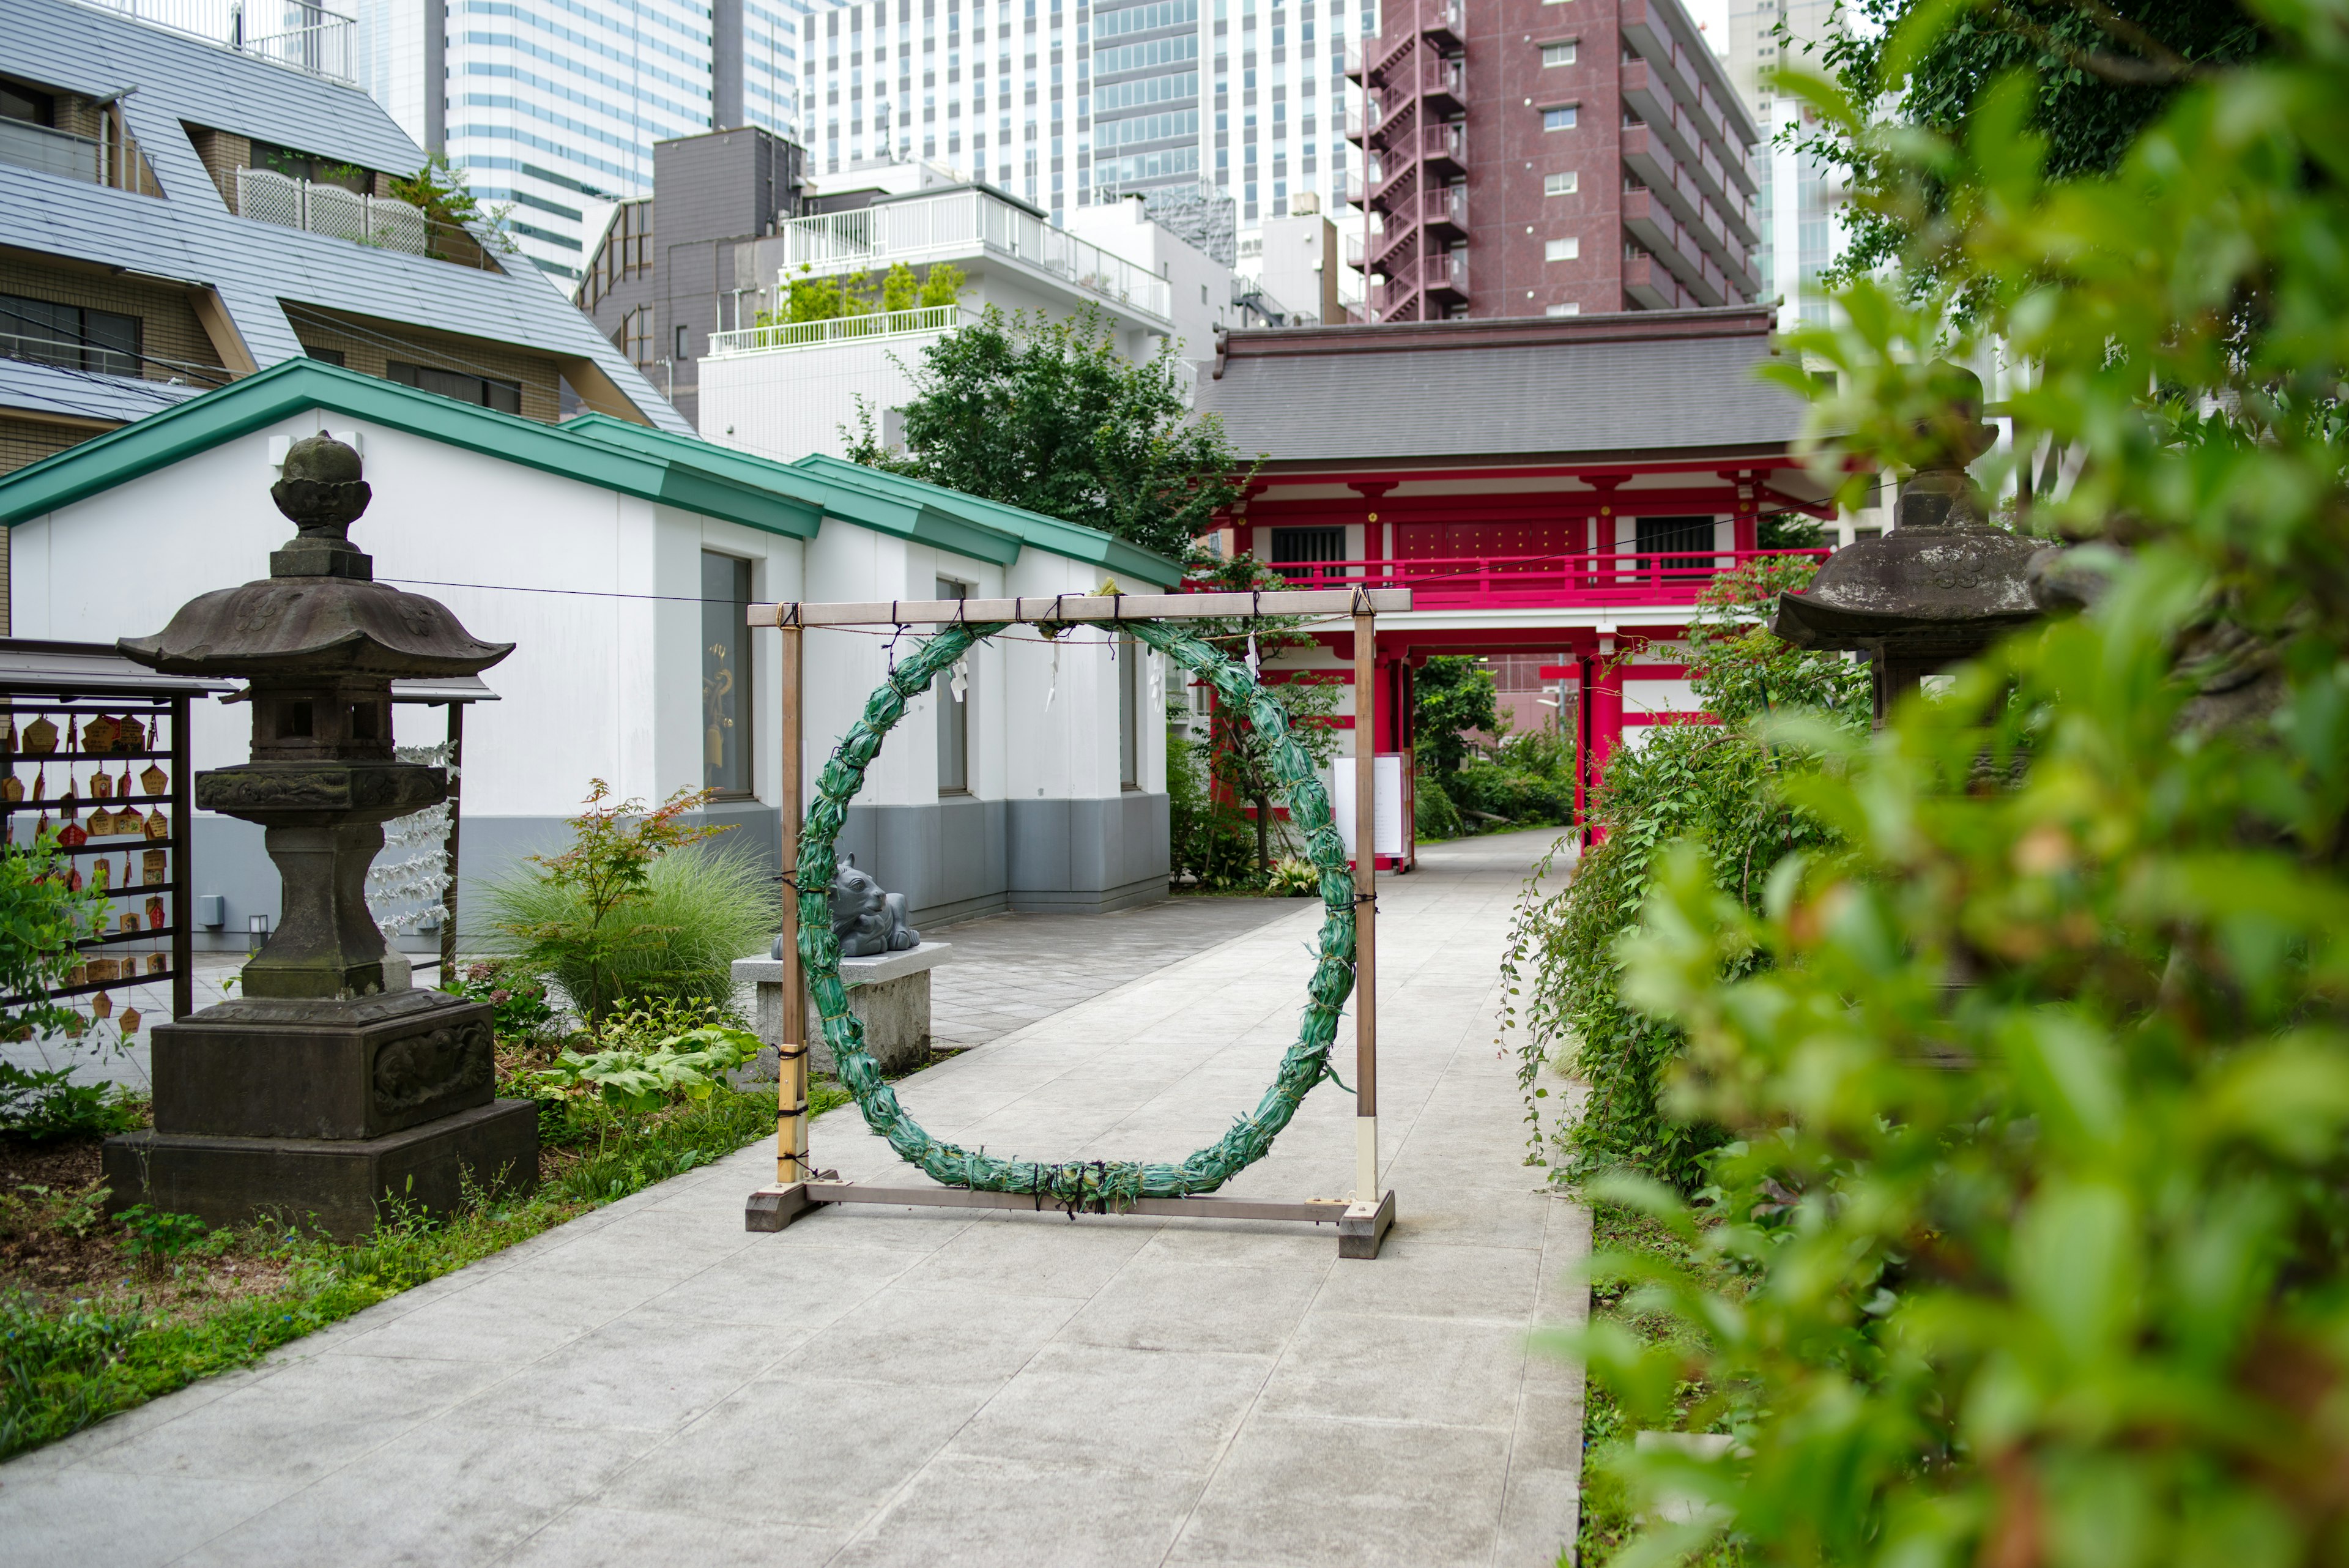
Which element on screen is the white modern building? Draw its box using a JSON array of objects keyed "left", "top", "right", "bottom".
[
  {"left": 0, "top": 359, "right": 1184, "bottom": 943},
  {"left": 791, "top": 0, "right": 1368, "bottom": 262},
  {"left": 699, "top": 180, "right": 1231, "bottom": 459},
  {"left": 1723, "top": 0, "right": 1844, "bottom": 332}
]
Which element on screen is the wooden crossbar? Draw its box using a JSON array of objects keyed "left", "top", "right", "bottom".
[
  {"left": 746, "top": 588, "right": 1411, "bottom": 627},
  {"left": 747, "top": 1182, "right": 1398, "bottom": 1257}
]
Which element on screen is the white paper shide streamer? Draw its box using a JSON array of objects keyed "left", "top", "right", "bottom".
[{"left": 366, "top": 743, "right": 455, "bottom": 935}]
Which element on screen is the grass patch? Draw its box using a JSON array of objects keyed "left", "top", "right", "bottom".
[
  {"left": 1573, "top": 1200, "right": 1744, "bottom": 1568},
  {"left": 0, "top": 1070, "right": 853, "bottom": 1462}
]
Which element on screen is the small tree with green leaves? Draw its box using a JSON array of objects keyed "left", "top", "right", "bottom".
[
  {"left": 0, "top": 832, "right": 105, "bottom": 1046},
  {"left": 847, "top": 304, "right": 1258, "bottom": 562}
]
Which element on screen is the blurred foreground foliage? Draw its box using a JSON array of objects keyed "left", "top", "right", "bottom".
[{"left": 1568, "top": 4, "right": 2349, "bottom": 1564}]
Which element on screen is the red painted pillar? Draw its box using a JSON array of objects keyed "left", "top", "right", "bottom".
[
  {"left": 1586, "top": 644, "right": 1624, "bottom": 786},
  {"left": 1733, "top": 474, "right": 1759, "bottom": 554}
]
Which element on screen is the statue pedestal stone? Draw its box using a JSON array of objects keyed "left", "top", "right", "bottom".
[
  {"left": 734, "top": 942, "right": 953, "bottom": 1078},
  {"left": 104, "top": 988, "right": 538, "bottom": 1241}
]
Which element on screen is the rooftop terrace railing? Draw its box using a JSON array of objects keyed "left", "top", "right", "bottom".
[
  {"left": 1210, "top": 549, "right": 1833, "bottom": 611},
  {"left": 776, "top": 188, "right": 1173, "bottom": 321},
  {"left": 234, "top": 166, "right": 505, "bottom": 269},
  {"left": 707, "top": 304, "right": 974, "bottom": 358},
  {"left": 73, "top": 0, "right": 359, "bottom": 84}
]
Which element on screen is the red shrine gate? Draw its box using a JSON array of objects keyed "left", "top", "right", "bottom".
[{"left": 1189, "top": 308, "right": 1845, "bottom": 861}]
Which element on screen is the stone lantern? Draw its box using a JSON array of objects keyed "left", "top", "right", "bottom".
[
  {"left": 105, "top": 434, "right": 538, "bottom": 1238},
  {"left": 1771, "top": 364, "right": 2048, "bottom": 723}
]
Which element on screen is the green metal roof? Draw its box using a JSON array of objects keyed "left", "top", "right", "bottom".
[{"left": 0, "top": 362, "right": 1182, "bottom": 584}]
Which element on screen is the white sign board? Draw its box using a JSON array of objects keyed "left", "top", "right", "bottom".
[{"left": 1330, "top": 753, "right": 1406, "bottom": 859}]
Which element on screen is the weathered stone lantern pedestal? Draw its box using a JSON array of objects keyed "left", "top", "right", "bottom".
[
  {"left": 103, "top": 436, "right": 538, "bottom": 1239},
  {"left": 1772, "top": 365, "right": 2049, "bottom": 725}
]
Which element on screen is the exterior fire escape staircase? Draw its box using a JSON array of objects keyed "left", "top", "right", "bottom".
[{"left": 1345, "top": 0, "right": 1468, "bottom": 321}]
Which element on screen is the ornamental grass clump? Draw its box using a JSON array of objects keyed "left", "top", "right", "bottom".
[
  {"left": 1564, "top": 8, "right": 2349, "bottom": 1564},
  {"left": 481, "top": 782, "right": 771, "bottom": 1027}
]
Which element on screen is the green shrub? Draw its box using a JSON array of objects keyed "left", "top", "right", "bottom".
[
  {"left": 0, "top": 1064, "right": 141, "bottom": 1140},
  {"left": 1500, "top": 557, "right": 1864, "bottom": 1189},
  {"left": 1568, "top": 20, "right": 2349, "bottom": 1566},
  {"left": 1414, "top": 766, "right": 1466, "bottom": 841},
  {"left": 484, "top": 828, "right": 772, "bottom": 1025},
  {"left": 448, "top": 959, "right": 557, "bottom": 1041},
  {"left": 1262, "top": 856, "right": 1318, "bottom": 897}
]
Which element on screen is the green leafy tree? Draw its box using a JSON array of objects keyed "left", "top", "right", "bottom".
[
  {"left": 847, "top": 304, "right": 1258, "bottom": 561},
  {"left": 387, "top": 153, "right": 517, "bottom": 258},
  {"left": 1799, "top": 0, "right": 2267, "bottom": 289},
  {"left": 1413, "top": 655, "right": 1500, "bottom": 774},
  {"left": 1567, "top": 7, "right": 2349, "bottom": 1564}
]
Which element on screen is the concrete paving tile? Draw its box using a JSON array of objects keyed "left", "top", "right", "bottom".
[
  {"left": 597, "top": 1375, "right": 998, "bottom": 1529},
  {"left": 497, "top": 1505, "right": 851, "bottom": 1566},
  {"left": 948, "top": 1341, "right": 1277, "bottom": 1474},
  {"left": 1495, "top": 1464, "right": 1583, "bottom": 1568},
  {"left": 777, "top": 1284, "right": 1087, "bottom": 1388},
  {"left": 64, "top": 1351, "right": 510, "bottom": 1482},
  {"left": 891, "top": 1208, "right": 1160, "bottom": 1297},
  {"left": 327, "top": 1291, "right": 600, "bottom": 1365},
  {"left": 1308, "top": 1236, "right": 1545, "bottom": 1323},
  {"left": 1167, "top": 1413, "right": 1512, "bottom": 1568},
  {"left": 1256, "top": 1310, "right": 1529, "bottom": 1431},
  {"left": 0, "top": 1469, "right": 302, "bottom": 1568},
  {"left": 832, "top": 1452, "right": 1208, "bottom": 1568},
  {"left": 1058, "top": 1257, "right": 1325, "bottom": 1357},
  {"left": 634, "top": 1240, "right": 919, "bottom": 1328},
  {"left": 451, "top": 1313, "right": 789, "bottom": 1433},
  {"left": 171, "top": 1409, "right": 668, "bottom": 1568}
]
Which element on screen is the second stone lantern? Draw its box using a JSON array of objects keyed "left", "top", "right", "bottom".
[{"left": 106, "top": 434, "right": 538, "bottom": 1238}]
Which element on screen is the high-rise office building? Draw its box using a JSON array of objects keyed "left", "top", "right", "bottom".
[
  {"left": 1342, "top": 0, "right": 1761, "bottom": 321},
  {"left": 1723, "top": 0, "right": 1839, "bottom": 327},
  {"left": 351, "top": 0, "right": 810, "bottom": 283},
  {"left": 789, "top": 0, "right": 1360, "bottom": 267}
]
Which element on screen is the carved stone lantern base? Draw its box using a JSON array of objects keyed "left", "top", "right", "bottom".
[{"left": 104, "top": 987, "right": 537, "bottom": 1239}]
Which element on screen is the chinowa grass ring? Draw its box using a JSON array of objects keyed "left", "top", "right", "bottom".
[{"left": 796, "top": 617, "right": 1359, "bottom": 1212}]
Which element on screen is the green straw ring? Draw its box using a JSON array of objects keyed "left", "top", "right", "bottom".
[{"left": 796, "top": 617, "right": 1359, "bottom": 1211}]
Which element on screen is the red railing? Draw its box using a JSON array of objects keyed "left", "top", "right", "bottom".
[{"left": 1201, "top": 549, "right": 1832, "bottom": 609}]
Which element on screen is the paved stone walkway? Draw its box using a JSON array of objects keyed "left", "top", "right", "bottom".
[{"left": 0, "top": 830, "right": 1589, "bottom": 1568}]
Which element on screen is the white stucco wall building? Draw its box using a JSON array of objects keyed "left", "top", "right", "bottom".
[{"left": 1, "top": 360, "right": 1179, "bottom": 949}]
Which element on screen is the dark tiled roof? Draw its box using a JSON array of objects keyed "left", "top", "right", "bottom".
[{"left": 1196, "top": 308, "right": 1810, "bottom": 467}]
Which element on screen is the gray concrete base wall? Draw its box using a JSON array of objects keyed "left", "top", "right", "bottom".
[{"left": 185, "top": 792, "right": 1167, "bottom": 953}]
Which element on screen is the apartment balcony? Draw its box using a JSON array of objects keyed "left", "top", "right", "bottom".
[
  {"left": 0, "top": 120, "right": 100, "bottom": 184},
  {"left": 1345, "top": 105, "right": 1371, "bottom": 143},
  {"left": 1419, "top": 181, "right": 1468, "bottom": 240},
  {"left": 777, "top": 186, "right": 1172, "bottom": 324},
  {"left": 1423, "top": 247, "right": 1468, "bottom": 306},
  {"left": 1420, "top": 0, "right": 1464, "bottom": 53},
  {"left": 1251, "top": 549, "right": 1832, "bottom": 611},
  {"left": 1621, "top": 188, "right": 1727, "bottom": 307},
  {"left": 1420, "top": 119, "right": 1467, "bottom": 178},
  {"left": 1622, "top": 125, "right": 1756, "bottom": 291},
  {"left": 1619, "top": 55, "right": 1757, "bottom": 247},
  {"left": 1345, "top": 232, "right": 1365, "bottom": 269},
  {"left": 708, "top": 304, "right": 976, "bottom": 358},
  {"left": 1622, "top": 248, "right": 1693, "bottom": 311},
  {"left": 1417, "top": 53, "right": 1466, "bottom": 117},
  {"left": 1343, "top": 34, "right": 1367, "bottom": 81}
]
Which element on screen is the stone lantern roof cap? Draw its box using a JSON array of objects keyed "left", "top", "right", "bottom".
[{"left": 116, "top": 433, "right": 513, "bottom": 682}]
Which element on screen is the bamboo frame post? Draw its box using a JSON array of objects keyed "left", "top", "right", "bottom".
[
  {"left": 1351, "top": 609, "right": 1379, "bottom": 1206},
  {"left": 171, "top": 695, "right": 193, "bottom": 1021},
  {"left": 775, "top": 623, "right": 810, "bottom": 1187}
]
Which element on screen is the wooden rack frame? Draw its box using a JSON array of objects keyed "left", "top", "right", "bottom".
[{"left": 744, "top": 587, "right": 1405, "bottom": 1258}]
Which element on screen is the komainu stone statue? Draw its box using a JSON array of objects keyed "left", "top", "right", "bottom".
[{"left": 831, "top": 855, "right": 921, "bottom": 956}]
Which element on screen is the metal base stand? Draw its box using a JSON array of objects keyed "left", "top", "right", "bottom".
[{"left": 746, "top": 1181, "right": 1397, "bottom": 1258}]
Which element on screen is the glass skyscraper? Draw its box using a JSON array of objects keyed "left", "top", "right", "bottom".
[{"left": 354, "top": 0, "right": 809, "bottom": 282}]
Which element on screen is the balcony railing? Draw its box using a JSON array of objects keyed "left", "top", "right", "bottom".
[
  {"left": 776, "top": 188, "right": 1171, "bottom": 321},
  {"left": 708, "top": 304, "right": 974, "bottom": 358},
  {"left": 233, "top": 166, "right": 503, "bottom": 269},
  {"left": 1423, "top": 247, "right": 1468, "bottom": 299},
  {"left": 1421, "top": 0, "right": 1464, "bottom": 49},
  {"left": 73, "top": 0, "right": 358, "bottom": 84},
  {"left": 1417, "top": 53, "right": 1466, "bottom": 108},
  {"left": 1421, "top": 119, "right": 1468, "bottom": 174},
  {"left": 1234, "top": 549, "right": 1833, "bottom": 609},
  {"left": 0, "top": 120, "right": 98, "bottom": 184}
]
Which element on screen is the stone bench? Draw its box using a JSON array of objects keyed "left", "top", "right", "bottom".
[{"left": 732, "top": 941, "right": 953, "bottom": 1079}]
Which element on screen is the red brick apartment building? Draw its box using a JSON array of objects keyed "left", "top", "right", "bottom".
[{"left": 1343, "top": 0, "right": 1762, "bottom": 319}]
